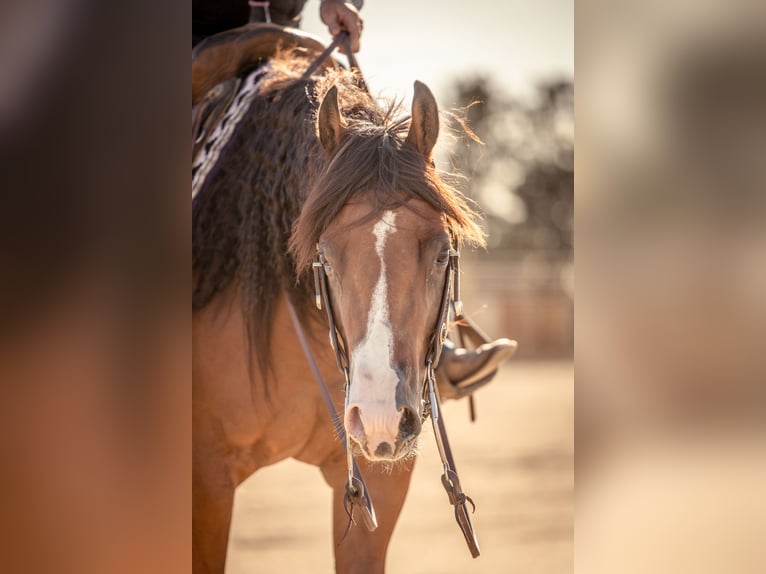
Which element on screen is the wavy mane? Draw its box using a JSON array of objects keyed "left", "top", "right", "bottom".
[{"left": 192, "top": 53, "right": 484, "bottom": 384}]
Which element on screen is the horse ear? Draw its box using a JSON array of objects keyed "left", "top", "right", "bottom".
[
  {"left": 406, "top": 80, "right": 440, "bottom": 161},
  {"left": 317, "top": 85, "right": 345, "bottom": 154}
]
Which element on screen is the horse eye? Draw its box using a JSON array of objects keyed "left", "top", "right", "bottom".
[{"left": 435, "top": 250, "right": 450, "bottom": 266}]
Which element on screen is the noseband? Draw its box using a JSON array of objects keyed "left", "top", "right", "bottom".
[{"left": 287, "top": 242, "right": 481, "bottom": 557}]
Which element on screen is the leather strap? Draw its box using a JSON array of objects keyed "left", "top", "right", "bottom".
[
  {"left": 286, "top": 299, "right": 378, "bottom": 532},
  {"left": 300, "top": 32, "right": 345, "bottom": 81},
  {"left": 425, "top": 250, "right": 460, "bottom": 370},
  {"left": 300, "top": 31, "right": 367, "bottom": 92},
  {"left": 449, "top": 255, "right": 494, "bottom": 421},
  {"left": 313, "top": 255, "right": 350, "bottom": 374},
  {"left": 427, "top": 373, "right": 481, "bottom": 557}
]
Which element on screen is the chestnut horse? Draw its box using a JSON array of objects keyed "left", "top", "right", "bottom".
[{"left": 193, "top": 27, "right": 483, "bottom": 574}]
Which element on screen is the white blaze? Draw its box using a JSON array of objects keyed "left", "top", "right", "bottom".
[{"left": 347, "top": 210, "right": 400, "bottom": 447}]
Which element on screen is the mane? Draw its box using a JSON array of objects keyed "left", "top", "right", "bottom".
[
  {"left": 192, "top": 52, "right": 484, "bottom": 386},
  {"left": 289, "top": 98, "right": 486, "bottom": 271}
]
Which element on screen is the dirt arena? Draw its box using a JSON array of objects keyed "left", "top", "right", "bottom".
[{"left": 226, "top": 360, "right": 573, "bottom": 574}]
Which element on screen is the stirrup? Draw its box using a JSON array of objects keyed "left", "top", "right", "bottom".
[
  {"left": 437, "top": 367, "right": 500, "bottom": 400},
  {"left": 437, "top": 314, "right": 511, "bottom": 396}
]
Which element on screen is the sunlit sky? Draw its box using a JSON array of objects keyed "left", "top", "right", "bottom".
[{"left": 301, "top": 0, "right": 573, "bottom": 105}]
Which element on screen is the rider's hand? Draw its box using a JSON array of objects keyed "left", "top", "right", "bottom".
[{"left": 319, "top": 0, "right": 363, "bottom": 54}]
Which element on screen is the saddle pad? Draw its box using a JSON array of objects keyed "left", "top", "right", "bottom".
[{"left": 192, "top": 63, "right": 271, "bottom": 200}]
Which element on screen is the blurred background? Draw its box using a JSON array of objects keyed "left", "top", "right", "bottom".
[
  {"left": 227, "top": 1, "right": 574, "bottom": 573},
  {"left": 576, "top": 1, "right": 766, "bottom": 573}
]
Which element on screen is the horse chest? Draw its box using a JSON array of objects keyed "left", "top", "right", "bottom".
[{"left": 229, "top": 393, "right": 330, "bottom": 473}]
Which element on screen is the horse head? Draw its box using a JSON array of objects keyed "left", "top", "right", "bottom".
[{"left": 292, "top": 81, "right": 484, "bottom": 462}]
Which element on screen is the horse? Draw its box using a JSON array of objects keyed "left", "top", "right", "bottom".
[{"left": 192, "top": 25, "right": 485, "bottom": 573}]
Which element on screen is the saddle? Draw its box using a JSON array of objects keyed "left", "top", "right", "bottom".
[{"left": 192, "top": 23, "right": 339, "bottom": 163}]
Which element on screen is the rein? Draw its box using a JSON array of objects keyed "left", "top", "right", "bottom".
[
  {"left": 300, "top": 31, "right": 366, "bottom": 90},
  {"left": 286, "top": 301, "right": 377, "bottom": 532}
]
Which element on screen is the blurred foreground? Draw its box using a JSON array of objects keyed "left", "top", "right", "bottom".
[{"left": 227, "top": 361, "right": 573, "bottom": 574}]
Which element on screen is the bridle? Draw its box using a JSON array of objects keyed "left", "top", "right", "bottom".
[
  {"left": 284, "top": 28, "right": 480, "bottom": 559},
  {"left": 287, "top": 241, "right": 481, "bottom": 558}
]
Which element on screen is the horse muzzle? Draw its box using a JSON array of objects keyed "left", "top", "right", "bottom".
[{"left": 344, "top": 400, "right": 422, "bottom": 461}]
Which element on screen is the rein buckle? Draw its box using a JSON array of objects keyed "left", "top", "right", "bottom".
[
  {"left": 312, "top": 260, "right": 323, "bottom": 310},
  {"left": 344, "top": 476, "right": 378, "bottom": 532}
]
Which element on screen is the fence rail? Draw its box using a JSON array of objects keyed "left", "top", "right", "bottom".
[{"left": 459, "top": 253, "right": 573, "bottom": 358}]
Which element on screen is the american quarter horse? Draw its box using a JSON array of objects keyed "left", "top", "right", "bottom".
[{"left": 193, "top": 25, "right": 497, "bottom": 574}]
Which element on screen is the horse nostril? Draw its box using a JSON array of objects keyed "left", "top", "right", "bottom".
[
  {"left": 398, "top": 406, "right": 421, "bottom": 439},
  {"left": 346, "top": 406, "right": 365, "bottom": 442}
]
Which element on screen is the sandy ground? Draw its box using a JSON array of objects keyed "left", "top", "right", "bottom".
[{"left": 226, "top": 360, "right": 573, "bottom": 574}]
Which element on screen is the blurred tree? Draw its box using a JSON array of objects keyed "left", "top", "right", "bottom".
[{"left": 445, "top": 76, "right": 573, "bottom": 256}]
